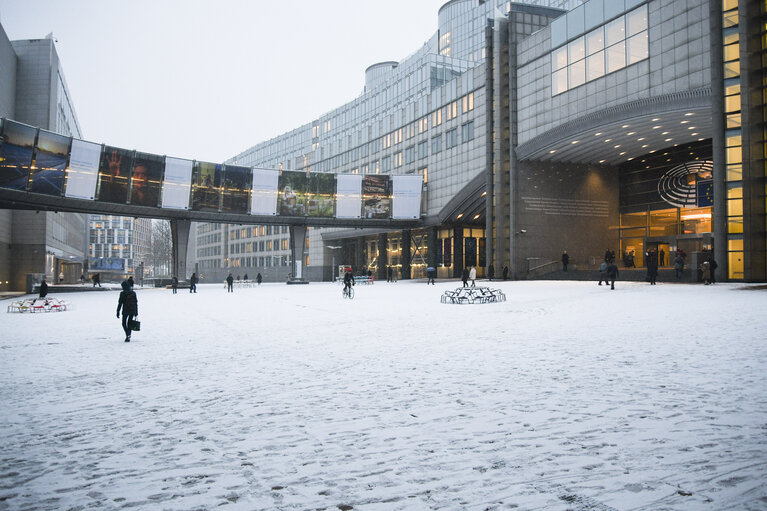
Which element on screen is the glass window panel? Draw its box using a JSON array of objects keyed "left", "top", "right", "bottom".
[
  {"left": 728, "top": 239, "right": 744, "bottom": 251},
  {"left": 550, "top": 15, "right": 567, "bottom": 48},
  {"left": 626, "top": 6, "right": 648, "bottom": 37},
  {"left": 724, "top": 61, "right": 741, "bottom": 79},
  {"left": 726, "top": 164, "right": 742, "bottom": 181},
  {"left": 722, "top": 0, "right": 738, "bottom": 9},
  {"left": 725, "top": 95, "right": 741, "bottom": 113},
  {"left": 727, "top": 198, "right": 743, "bottom": 216},
  {"left": 727, "top": 184, "right": 743, "bottom": 199},
  {"left": 728, "top": 217, "right": 744, "bottom": 233},
  {"left": 584, "top": 0, "right": 605, "bottom": 31},
  {"left": 726, "top": 146, "right": 742, "bottom": 164},
  {"left": 620, "top": 212, "right": 647, "bottom": 228},
  {"left": 726, "top": 132, "right": 742, "bottom": 147},
  {"left": 606, "top": 42, "right": 626, "bottom": 73},
  {"left": 620, "top": 227, "right": 647, "bottom": 237},
  {"left": 728, "top": 251, "right": 744, "bottom": 279},
  {"left": 552, "top": 68, "right": 568, "bottom": 95},
  {"left": 724, "top": 43, "right": 739, "bottom": 62},
  {"left": 586, "top": 28, "right": 604, "bottom": 55},
  {"left": 626, "top": 32, "right": 648, "bottom": 64},
  {"left": 723, "top": 10, "right": 738, "bottom": 29},
  {"left": 587, "top": 51, "right": 605, "bottom": 80},
  {"left": 569, "top": 59, "right": 586, "bottom": 88},
  {"left": 568, "top": 36, "right": 586, "bottom": 62},
  {"left": 723, "top": 29, "right": 739, "bottom": 46},
  {"left": 726, "top": 113, "right": 742, "bottom": 129},
  {"left": 724, "top": 80, "right": 740, "bottom": 96},
  {"left": 605, "top": 17, "right": 626, "bottom": 47},
  {"left": 553, "top": 47, "right": 568, "bottom": 71}
]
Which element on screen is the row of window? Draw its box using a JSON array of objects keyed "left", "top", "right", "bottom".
[
  {"left": 225, "top": 225, "right": 289, "bottom": 240},
  {"left": 552, "top": 5, "right": 648, "bottom": 95},
  {"left": 226, "top": 256, "right": 289, "bottom": 268},
  {"left": 312, "top": 94, "right": 475, "bottom": 173},
  {"left": 228, "top": 239, "right": 289, "bottom": 254}
]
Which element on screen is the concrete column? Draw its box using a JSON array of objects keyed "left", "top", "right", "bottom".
[
  {"left": 428, "top": 226, "right": 438, "bottom": 268},
  {"left": 401, "top": 229, "right": 412, "bottom": 279},
  {"left": 289, "top": 224, "right": 307, "bottom": 280},
  {"left": 355, "top": 237, "right": 365, "bottom": 273},
  {"left": 377, "top": 232, "right": 388, "bottom": 281},
  {"left": 453, "top": 227, "right": 464, "bottom": 278},
  {"left": 171, "top": 219, "right": 191, "bottom": 281}
]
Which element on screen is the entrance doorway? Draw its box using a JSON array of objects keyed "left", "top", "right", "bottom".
[{"left": 646, "top": 242, "right": 671, "bottom": 266}]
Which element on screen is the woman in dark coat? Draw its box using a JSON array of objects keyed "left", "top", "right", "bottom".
[
  {"left": 39, "top": 279, "right": 48, "bottom": 298},
  {"left": 116, "top": 280, "right": 138, "bottom": 342}
]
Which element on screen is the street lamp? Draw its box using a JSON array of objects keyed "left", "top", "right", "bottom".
[{"left": 327, "top": 245, "right": 342, "bottom": 282}]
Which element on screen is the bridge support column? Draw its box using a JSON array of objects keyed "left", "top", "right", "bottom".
[
  {"left": 401, "top": 229, "right": 412, "bottom": 280},
  {"left": 171, "top": 219, "right": 191, "bottom": 281},
  {"left": 355, "top": 238, "right": 365, "bottom": 274},
  {"left": 377, "top": 232, "right": 388, "bottom": 281},
  {"left": 453, "top": 227, "right": 464, "bottom": 278},
  {"left": 428, "top": 226, "right": 438, "bottom": 268},
  {"left": 289, "top": 225, "right": 308, "bottom": 284}
]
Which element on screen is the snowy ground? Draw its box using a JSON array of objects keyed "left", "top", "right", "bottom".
[{"left": 1, "top": 279, "right": 766, "bottom": 511}]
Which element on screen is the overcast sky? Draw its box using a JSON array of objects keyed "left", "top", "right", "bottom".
[{"left": 1, "top": 0, "right": 447, "bottom": 163}]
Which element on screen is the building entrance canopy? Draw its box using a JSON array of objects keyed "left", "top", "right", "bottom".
[{"left": 0, "top": 118, "right": 424, "bottom": 229}]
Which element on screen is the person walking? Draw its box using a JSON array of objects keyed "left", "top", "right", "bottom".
[
  {"left": 700, "top": 259, "right": 712, "bottom": 284},
  {"left": 502, "top": 265, "right": 509, "bottom": 280},
  {"left": 598, "top": 260, "right": 608, "bottom": 286},
  {"left": 387, "top": 266, "right": 392, "bottom": 282},
  {"left": 461, "top": 267, "right": 469, "bottom": 287},
  {"left": 39, "top": 279, "right": 48, "bottom": 298},
  {"left": 256, "top": 273, "right": 262, "bottom": 285},
  {"left": 487, "top": 263, "right": 495, "bottom": 281},
  {"left": 708, "top": 255, "right": 718, "bottom": 284},
  {"left": 171, "top": 276, "right": 178, "bottom": 294},
  {"left": 116, "top": 280, "right": 138, "bottom": 342},
  {"left": 469, "top": 266, "right": 477, "bottom": 287},
  {"left": 92, "top": 273, "right": 101, "bottom": 288},
  {"left": 189, "top": 272, "right": 198, "bottom": 293},
  {"left": 674, "top": 254, "right": 685, "bottom": 279},
  {"left": 426, "top": 266, "right": 436, "bottom": 285},
  {"left": 562, "top": 250, "right": 569, "bottom": 271},
  {"left": 226, "top": 273, "right": 234, "bottom": 292},
  {"left": 606, "top": 260, "right": 619, "bottom": 290},
  {"left": 646, "top": 249, "right": 658, "bottom": 285}
]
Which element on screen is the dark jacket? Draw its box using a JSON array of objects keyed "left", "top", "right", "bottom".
[
  {"left": 226, "top": 274, "right": 234, "bottom": 284},
  {"left": 606, "top": 263, "right": 619, "bottom": 279},
  {"left": 39, "top": 280, "right": 48, "bottom": 298},
  {"left": 117, "top": 281, "right": 138, "bottom": 316}
]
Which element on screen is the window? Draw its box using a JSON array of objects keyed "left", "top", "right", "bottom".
[
  {"left": 393, "top": 152, "right": 403, "bottom": 168},
  {"left": 432, "top": 135, "right": 442, "bottom": 154},
  {"left": 433, "top": 109, "right": 442, "bottom": 126},
  {"left": 382, "top": 156, "right": 391, "bottom": 172},
  {"left": 405, "top": 145, "right": 415, "bottom": 164},
  {"left": 418, "top": 141, "right": 428, "bottom": 159},
  {"left": 445, "top": 128, "right": 457, "bottom": 149},
  {"left": 461, "top": 121, "right": 474, "bottom": 142}
]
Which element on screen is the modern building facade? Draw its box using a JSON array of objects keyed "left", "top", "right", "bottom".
[
  {"left": 87, "top": 215, "right": 152, "bottom": 282},
  {"left": 190, "top": 0, "right": 762, "bottom": 284},
  {"left": 0, "top": 23, "right": 88, "bottom": 291}
]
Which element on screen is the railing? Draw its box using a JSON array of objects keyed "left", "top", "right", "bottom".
[{"left": 525, "top": 258, "right": 560, "bottom": 275}]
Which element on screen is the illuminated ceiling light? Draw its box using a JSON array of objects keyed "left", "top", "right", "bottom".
[
  {"left": 691, "top": 133, "right": 699, "bottom": 136},
  {"left": 456, "top": 213, "right": 464, "bottom": 219},
  {"left": 649, "top": 150, "right": 656, "bottom": 153},
  {"left": 637, "top": 137, "right": 645, "bottom": 141},
  {"left": 619, "top": 151, "right": 626, "bottom": 155},
  {"left": 614, "top": 144, "right": 621, "bottom": 148},
  {"left": 681, "top": 120, "right": 689, "bottom": 124},
  {"left": 652, "top": 126, "right": 661, "bottom": 129},
  {"left": 641, "top": 144, "right": 649, "bottom": 148},
  {"left": 627, "top": 131, "right": 636, "bottom": 135},
  {"left": 571, "top": 140, "right": 579, "bottom": 144},
  {"left": 622, "top": 124, "right": 630, "bottom": 128},
  {"left": 599, "top": 159, "right": 606, "bottom": 163},
  {"left": 662, "top": 131, "right": 670, "bottom": 135},
  {"left": 685, "top": 112, "right": 694, "bottom": 116},
  {"left": 473, "top": 214, "right": 481, "bottom": 220},
  {"left": 652, "top": 118, "right": 661, "bottom": 121},
  {"left": 549, "top": 149, "right": 557, "bottom": 154},
  {"left": 595, "top": 132, "right": 603, "bottom": 136},
  {"left": 604, "top": 138, "right": 612, "bottom": 142},
  {"left": 627, "top": 157, "right": 634, "bottom": 161},
  {"left": 481, "top": 191, "right": 487, "bottom": 197},
  {"left": 698, "top": 138, "right": 705, "bottom": 141},
  {"left": 665, "top": 138, "right": 673, "bottom": 142}
]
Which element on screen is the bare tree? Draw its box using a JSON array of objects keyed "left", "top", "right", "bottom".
[{"left": 150, "top": 220, "right": 173, "bottom": 277}]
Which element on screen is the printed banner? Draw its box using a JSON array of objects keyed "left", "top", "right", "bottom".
[
  {"left": 0, "top": 119, "right": 36, "bottom": 190},
  {"left": 191, "top": 161, "right": 222, "bottom": 211},
  {"left": 130, "top": 152, "right": 163, "bottom": 207},
  {"left": 30, "top": 130, "right": 71, "bottom": 196},
  {"left": 64, "top": 139, "right": 102, "bottom": 200},
  {"left": 336, "top": 174, "right": 362, "bottom": 218},
  {"left": 391, "top": 175, "right": 422, "bottom": 219},
  {"left": 278, "top": 170, "right": 307, "bottom": 216},
  {"left": 89, "top": 257, "right": 125, "bottom": 271},
  {"left": 97, "top": 146, "right": 133, "bottom": 203},
  {"left": 250, "top": 168, "right": 279, "bottom": 215},
  {"left": 161, "top": 157, "right": 193, "bottom": 210},
  {"left": 307, "top": 172, "right": 336, "bottom": 217},
  {"left": 363, "top": 175, "right": 391, "bottom": 219},
  {"left": 222, "top": 164, "right": 251, "bottom": 213}
]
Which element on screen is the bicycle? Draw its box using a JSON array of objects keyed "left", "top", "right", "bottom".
[{"left": 342, "top": 285, "right": 355, "bottom": 299}]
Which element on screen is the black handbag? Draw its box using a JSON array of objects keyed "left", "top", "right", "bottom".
[{"left": 130, "top": 319, "right": 141, "bottom": 331}]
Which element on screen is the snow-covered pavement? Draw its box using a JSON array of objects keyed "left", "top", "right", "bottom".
[{"left": 1, "top": 280, "right": 766, "bottom": 510}]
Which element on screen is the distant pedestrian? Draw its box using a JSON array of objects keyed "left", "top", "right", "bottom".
[
  {"left": 116, "top": 280, "right": 138, "bottom": 342},
  {"left": 92, "top": 273, "right": 101, "bottom": 288},
  {"left": 598, "top": 260, "right": 608, "bottom": 286},
  {"left": 426, "top": 266, "right": 436, "bottom": 285},
  {"left": 487, "top": 263, "right": 495, "bottom": 281},
  {"left": 700, "top": 260, "right": 712, "bottom": 284},
  {"left": 80, "top": 273, "right": 85, "bottom": 284},
  {"left": 171, "top": 276, "right": 178, "bottom": 294},
  {"left": 502, "top": 265, "right": 509, "bottom": 280},
  {"left": 127, "top": 276, "right": 134, "bottom": 288},
  {"left": 226, "top": 273, "right": 234, "bottom": 292},
  {"left": 659, "top": 249, "right": 665, "bottom": 266},
  {"left": 236, "top": 274, "right": 241, "bottom": 281},
  {"left": 387, "top": 266, "right": 392, "bottom": 282},
  {"left": 646, "top": 249, "right": 658, "bottom": 285},
  {"left": 189, "top": 272, "right": 198, "bottom": 293},
  {"left": 708, "top": 256, "right": 718, "bottom": 284},
  {"left": 674, "top": 254, "right": 685, "bottom": 279},
  {"left": 58, "top": 270, "right": 64, "bottom": 283},
  {"left": 606, "top": 261, "right": 619, "bottom": 290},
  {"left": 39, "top": 279, "right": 48, "bottom": 298},
  {"left": 256, "top": 273, "right": 262, "bottom": 285},
  {"left": 562, "top": 250, "right": 569, "bottom": 271},
  {"left": 244, "top": 273, "right": 248, "bottom": 281},
  {"left": 461, "top": 267, "right": 469, "bottom": 287},
  {"left": 469, "top": 266, "right": 477, "bottom": 287}
]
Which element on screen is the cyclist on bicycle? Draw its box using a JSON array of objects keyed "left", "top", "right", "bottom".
[{"left": 343, "top": 270, "right": 354, "bottom": 294}]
